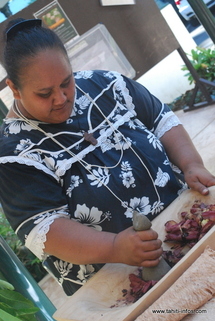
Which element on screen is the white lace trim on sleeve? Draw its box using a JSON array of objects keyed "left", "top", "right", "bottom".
[
  {"left": 25, "top": 214, "right": 70, "bottom": 260},
  {"left": 154, "top": 111, "right": 182, "bottom": 139}
]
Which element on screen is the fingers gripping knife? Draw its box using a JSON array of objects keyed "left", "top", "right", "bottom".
[{"left": 133, "top": 210, "right": 171, "bottom": 281}]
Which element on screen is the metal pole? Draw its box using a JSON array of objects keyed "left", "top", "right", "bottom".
[{"left": 186, "top": 0, "right": 215, "bottom": 44}]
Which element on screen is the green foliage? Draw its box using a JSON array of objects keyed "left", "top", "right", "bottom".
[
  {"left": 0, "top": 208, "right": 46, "bottom": 282},
  {"left": 169, "top": 47, "right": 215, "bottom": 110},
  {"left": 181, "top": 47, "right": 215, "bottom": 85},
  {"left": 168, "top": 87, "right": 215, "bottom": 111},
  {"left": 0, "top": 279, "right": 14, "bottom": 291},
  {"left": 0, "top": 280, "right": 39, "bottom": 321},
  {"left": 0, "top": 210, "right": 22, "bottom": 252}
]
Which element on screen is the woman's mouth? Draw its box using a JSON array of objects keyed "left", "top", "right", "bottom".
[{"left": 53, "top": 102, "right": 67, "bottom": 111}]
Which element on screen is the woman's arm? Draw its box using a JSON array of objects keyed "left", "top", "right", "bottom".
[
  {"left": 160, "top": 124, "right": 215, "bottom": 195},
  {"left": 44, "top": 217, "right": 163, "bottom": 267}
]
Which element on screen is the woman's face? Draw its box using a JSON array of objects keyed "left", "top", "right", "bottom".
[{"left": 8, "top": 49, "right": 75, "bottom": 124}]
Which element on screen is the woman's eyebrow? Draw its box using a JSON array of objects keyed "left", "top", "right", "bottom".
[{"left": 37, "top": 74, "right": 72, "bottom": 92}]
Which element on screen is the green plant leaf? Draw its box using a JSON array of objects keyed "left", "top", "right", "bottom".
[
  {"left": 15, "top": 306, "right": 39, "bottom": 316},
  {"left": 182, "top": 47, "right": 215, "bottom": 84},
  {"left": 0, "top": 211, "right": 46, "bottom": 283},
  {"left": 0, "top": 309, "right": 22, "bottom": 321},
  {"left": 0, "top": 289, "right": 39, "bottom": 321},
  {"left": 0, "top": 289, "right": 38, "bottom": 311},
  {"left": 0, "top": 302, "right": 16, "bottom": 316},
  {"left": 0, "top": 279, "right": 14, "bottom": 290},
  {"left": 18, "top": 314, "right": 38, "bottom": 321}
]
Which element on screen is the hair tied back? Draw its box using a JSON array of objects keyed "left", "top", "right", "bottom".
[{"left": 6, "top": 19, "right": 42, "bottom": 42}]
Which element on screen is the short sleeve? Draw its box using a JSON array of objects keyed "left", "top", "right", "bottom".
[
  {"left": 121, "top": 75, "right": 181, "bottom": 136},
  {"left": 0, "top": 162, "right": 68, "bottom": 243}
]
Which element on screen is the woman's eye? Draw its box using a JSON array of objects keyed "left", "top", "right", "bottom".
[
  {"left": 61, "top": 80, "right": 70, "bottom": 88},
  {"left": 38, "top": 92, "right": 51, "bottom": 98}
]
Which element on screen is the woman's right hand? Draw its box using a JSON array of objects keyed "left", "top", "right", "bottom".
[
  {"left": 44, "top": 218, "right": 162, "bottom": 267},
  {"left": 112, "top": 226, "right": 163, "bottom": 267}
]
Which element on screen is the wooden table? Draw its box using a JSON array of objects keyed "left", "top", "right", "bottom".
[{"left": 53, "top": 187, "right": 215, "bottom": 321}]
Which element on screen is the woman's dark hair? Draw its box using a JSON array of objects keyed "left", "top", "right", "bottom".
[{"left": 2, "top": 18, "right": 68, "bottom": 88}]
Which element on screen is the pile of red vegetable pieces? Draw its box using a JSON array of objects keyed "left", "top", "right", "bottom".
[
  {"left": 113, "top": 202, "right": 215, "bottom": 306},
  {"left": 127, "top": 271, "right": 157, "bottom": 303},
  {"left": 110, "top": 268, "right": 158, "bottom": 306},
  {"left": 162, "top": 201, "right": 215, "bottom": 266}
]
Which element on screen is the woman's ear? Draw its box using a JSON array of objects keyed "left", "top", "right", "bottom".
[{"left": 5, "top": 78, "right": 21, "bottom": 99}]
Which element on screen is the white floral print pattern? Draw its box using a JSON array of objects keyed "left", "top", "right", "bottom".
[
  {"left": 74, "top": 70, "right": 93, "bottom": 79},
  {"left": 146, "top": 129, "right": 163, "bottom": 151},
  {"left": 15, "top": 139, "right": 33, "bottom": 153},
  {"left": 87, "top": 167, "right": 110, "bottom": 187},
  {"left": 151, "top": 201, "right": 164, "bottom": 215},
  {"left": 114, "top": 132, "right": 132, "bottom": 150},
  {"left": 4, "top": 119, "right": 38, "bottom": 135},
  {"left": 66, "top": 175, "right": 83, "bottom": 197},
  {"left": 54, "top": 260, "right": 74, "bottom": 285},
  {"left": 76, "top": 94, "right": 91, "bottom": 114},
  {"left": 155, "top": 167, "right": 170, "bottom": 187},
  {"left": 120, "top": 161, "right": 135, "bottom": 188},
  {"left": 77, "top": 264, "right": 95, "bottom": 283},
  {"left": 124, "top": 196, "right": 152, "bottom": 218},
  {"left": 74, "top": 204, "right": 111, "bottom": 230}
]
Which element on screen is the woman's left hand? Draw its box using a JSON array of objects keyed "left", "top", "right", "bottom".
[
  {"left": 161, "top": 124, "right": 215, "bottom": 195},
  {"left": 183, "top": 163, "right": 215, "bottom": 195}
]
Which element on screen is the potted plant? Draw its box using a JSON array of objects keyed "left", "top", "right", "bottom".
[
  {"left": 0, "top": 275, "right": 39, "bottom": 321},
  {"left": 181, "top": 46, "right": 215, "bottom": 85}
]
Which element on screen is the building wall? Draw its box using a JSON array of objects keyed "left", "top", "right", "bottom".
[
  {"left": 0, "top": 1, "right": 193, "bottom": 109},
  {"left": 137, "top": 5, "right": 196, "bottom": 103}
]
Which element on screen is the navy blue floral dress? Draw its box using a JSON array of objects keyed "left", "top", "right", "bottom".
[{"left": 0, "top": 70, "right": 186, "bottom": 295}]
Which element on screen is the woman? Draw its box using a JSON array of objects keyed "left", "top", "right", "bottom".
[{"left": 0, "top": 18, "right": 215, "bottom": 295}]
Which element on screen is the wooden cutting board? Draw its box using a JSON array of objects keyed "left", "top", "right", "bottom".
[{"left": 53, "top": 187, "right": 215, "bottom": 321}]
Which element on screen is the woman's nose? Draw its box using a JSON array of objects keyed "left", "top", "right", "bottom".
[{"left": 54, "top": 89, "right": 67, "bottom": 105}]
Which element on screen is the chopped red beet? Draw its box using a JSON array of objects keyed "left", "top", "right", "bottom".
[
  {"left": 111, "top": 202, "right": 215, "bottom": 308},
  {"left": 163, "top": 201, "right": 215, "bottom": 266},
  {"left": 128, "top": 273, "right": 157, "bottom": 302},
  {"left": 202, "top": 211, "right": 215, "bottom": 221}
]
